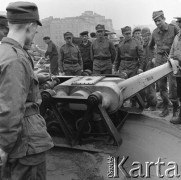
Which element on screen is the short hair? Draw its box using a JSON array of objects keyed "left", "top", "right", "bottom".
[
  {"left": 8, "top": 22, "right": 32, "bottom": 30},
  {"left": 43, "top": 36, "right": 50, "bottom": 40}
]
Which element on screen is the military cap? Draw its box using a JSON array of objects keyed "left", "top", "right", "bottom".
[
  {"left": 43, "top": 36, "right": 50, "bottom": 40},
  {"left": 90, "top": 32, "right": 96, "bottom": 38},
  {"left": 0, "top": 15, "right": 8, "bottom": 29},
  {"left": 64, "top": 31, "right": 73, "bottom": 38},
  {"left": 141, "top": 27, "right": 151, "bottom": 36},
  {"left": 6, "top": 1, "right": 42, "bottom": 26},
  {"left": 152, "top": 10, "right": 164, "bottom": 20},
  {"left": 95, "top": 24, "right": 105, "bottom": 31},
  {"left": 80, "top": 31, "right": 89, "bottom": 36},
  {"left": 133, "top": 27, "right": 141, "bottom": 34},
  {"left": 174, "top": 16, "right": 181, "bottom": 22},
  {"left": 121, "top": 26, "right": 131, "bottom": 34}
]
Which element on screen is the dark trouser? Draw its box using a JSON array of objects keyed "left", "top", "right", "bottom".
[
  {"left": 176, "top": 77, "right": 181, "bottom": 101},
  {"left": 145, "top": 84, "right": 157, "bottom": 107},
  {"left": 63, "top": 63, "right": 82, "bottom": 76},
  {"left": 50, "top": 56, "right": 59, "bottom": 75},
  {"left": 168, "top": 74, "right": 177, "bottom": 101},
  {"left": 157, "top": 77, "right": 170, "bottom": 107},
  {"left": 142, "top": 61, "right": 157, "bottom": 107},
  {"left": 93, "top": 68, "right": 112, "bottom": 75},
  {"left": 64, "top": 69, "right": 82, "bottom": 76},
  {"left": 3, "top": 153, "right": 46, "bottom": 180},
  {"left": 83, "top": 62, "right": 93, "bottom": 71},
  {"left": 93, "top": 59, "right": 112, "bottom": 75}
]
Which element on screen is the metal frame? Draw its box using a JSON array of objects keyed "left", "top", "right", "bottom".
[{"left": 42, "top": 94, "right": 123, "bottom": 146}]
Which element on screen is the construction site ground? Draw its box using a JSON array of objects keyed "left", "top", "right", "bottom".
[{"left": 46, "top": 96, "right": 181, "bottom": 180}]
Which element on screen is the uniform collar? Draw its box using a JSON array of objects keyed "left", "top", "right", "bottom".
[
  {"left": 1, "top": 37, "right": 23, "bottom": 50},
  {"left": 123, "top": 37, "right": 132, "bottom": 43},
  {"left": 66, "top": 42, "right": 75, "bottom": 47},
  {"left": 158, "top": 23, "right": 169, "bottom": 33}
]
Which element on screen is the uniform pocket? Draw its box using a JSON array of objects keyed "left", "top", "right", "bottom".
[{"left": 23, "top": 114, "right": 48, "bottom": 138}]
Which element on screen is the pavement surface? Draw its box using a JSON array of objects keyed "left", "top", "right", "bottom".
[{"left": 46, "top": 106, "right": 181, "bottom": 180}]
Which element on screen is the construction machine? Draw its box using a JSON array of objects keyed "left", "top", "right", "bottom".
[{"left": 39, "top": 59, "right": 180, "bottom": 153}]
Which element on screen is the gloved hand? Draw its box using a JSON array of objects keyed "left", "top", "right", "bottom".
[
  {"left": 36, "top": 72, "right": 50, "bottom": 83},
  {"left": 119, "top": 72, "right": 128, "bottom": 79},
  {"left": 0, "top": 148, "right": 7, "bottom": 166},
  {"left": 137, "top": 69, "right": 143, "bottom": 74}
]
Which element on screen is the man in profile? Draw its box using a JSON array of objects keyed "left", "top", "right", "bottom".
[
  {"left": 43, "top": 36, "right": 59, "bottom": 75},
  {"left": 0, "top": 2, "right": 53, "bottom": 179}
]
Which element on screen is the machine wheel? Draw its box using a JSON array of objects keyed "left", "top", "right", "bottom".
[{"left": 75, "top": 118, "right": 91, "bottom": 134}]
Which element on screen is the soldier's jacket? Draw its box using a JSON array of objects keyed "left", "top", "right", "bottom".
[
  {"left": 59, "top": 43, "right": 83, "bottom": 72},
  {"left": 169, "top": 31, "right": 181, "bottom": 77},
  {"left": 90, "top": 37, "right": 116, "bottom": 71},
  {"left": 0, "top": 37, "right": 53, "bottom": 158},
  {"left": 79, "top": 40, "right": 92, "bottom": 64},
  {"left": 114, "top": 38, "right": 144, "bottom": 71},
  {"left": 149, "top": 23, "right": 178, "bottom": 65},
  {"left": 90, "top": 37, "right": 116, "bottom": 63},
  {"left": 45, "top": 40, "right": 58, "bottom": 58}
]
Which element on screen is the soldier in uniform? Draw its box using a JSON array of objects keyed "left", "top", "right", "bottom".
[
  {"left": 79, "top": 31, "right": 93, "bottom": 71},
  {"left": 149, "top": 10, "right": 178, "bottom": 117},
  {"left": 0, "top": 2, "right": 53, "bottom": 179},
  {"left": 114, "top": 26, "right": 144, "bottom": 78},
  {"left": 114, "top": 26, "right": 144, "bottom": 107},
  {"left": 0, "top": 15, "right": 8, "bottom": 41},
  {"left": 169, "top": 16, "right": 181, "bottom": 124},
  {"left": 59, "top": 32, "right": 83, "bottom": 75},
  {"left": 91, "top": 24, "right": 116, "bottom": 74},
  {"left": 141, "top": 27, "right": 157, "bottom": 110},
  {"left": 43, "top": 36, "right": 59, "bottom": 75}
]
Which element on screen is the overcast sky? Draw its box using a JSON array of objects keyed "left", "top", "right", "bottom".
[{"left": 1, "top": 0, "right": 181, "bottom": 30}]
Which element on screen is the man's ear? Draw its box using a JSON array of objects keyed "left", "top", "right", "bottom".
[{"left": 25, "top": 23, "right": 32, "bottom": 33}]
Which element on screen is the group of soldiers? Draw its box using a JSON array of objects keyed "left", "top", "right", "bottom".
[
  {"left": 42, "top": 10, "right": 181, "bottom": 125},
  {"left": 2, "top": 9, "right": 181, "bottom": 124},
  {"left": 0, "top": 2, "right": 181, "bottom": 179}
]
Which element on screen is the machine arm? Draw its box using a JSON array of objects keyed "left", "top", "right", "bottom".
[{"left": 119, "top": 59, "right": 179, "bottom": 101}]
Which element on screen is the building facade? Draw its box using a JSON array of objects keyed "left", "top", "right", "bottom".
[{"left": 34, "top": 11, "right": 114, "bottom": 48}]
